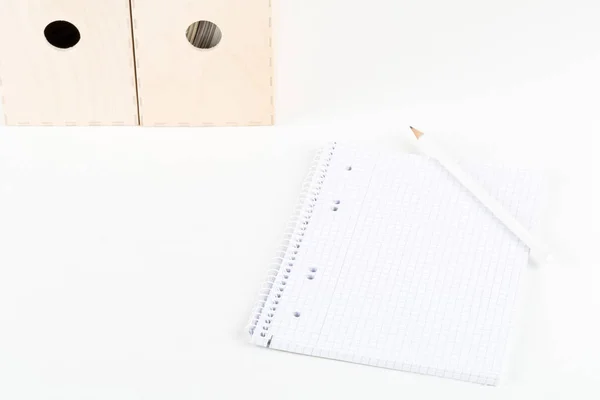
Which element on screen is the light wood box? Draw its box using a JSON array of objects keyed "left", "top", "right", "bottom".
[
  {"left": 131, "top": 0, "right": 274, "bottom": 126},
  {"left": 0, "top": 0, "right": 139, "bottom": 126}
]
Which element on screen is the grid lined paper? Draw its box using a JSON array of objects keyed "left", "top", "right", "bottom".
[{"left": 255, "top": 144, "right": 541, "bottom": 385}]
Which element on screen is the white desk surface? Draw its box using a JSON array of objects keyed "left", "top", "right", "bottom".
[{"left": 1, "top": 1, "right": 599, "bottom": 398}]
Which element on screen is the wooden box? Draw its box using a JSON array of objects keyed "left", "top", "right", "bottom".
[
  {"left": 131, "top": 0, "right": 274, "bottom": 126},
  {"left": 0, "top": 0, "right": 139, "bottom": 126}
]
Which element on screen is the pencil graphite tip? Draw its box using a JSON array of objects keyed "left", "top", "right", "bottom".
[{"left": 410, "top": 126, "right": 424, "bottom": 139}]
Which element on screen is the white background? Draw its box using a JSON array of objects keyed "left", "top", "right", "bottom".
[{"left": 1, "top": 0, "right": 599, "bottom": 398}]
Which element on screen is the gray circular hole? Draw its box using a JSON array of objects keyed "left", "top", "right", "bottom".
[
  {"left": 186, "top": 20, "right": 222, "bottom": 49},
  {"left": 293, "top": 312, "right": 301, "bottom": 318},
  {"left": 331, "top": 206, "right": 338, "bottom": 211},
  {"left": 333, "top": 200, "right": 341, "bottom": 204},
  {"left": 309, "top": 267, "right": 317, "bottom": 273},
  {"left": 307, "top": 275, "right": 315, "bottom": 280},
  {"left": 346, "top": 166, "right": 352, "bottom": 171}
]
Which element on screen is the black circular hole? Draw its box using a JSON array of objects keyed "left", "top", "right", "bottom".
[
  {"left": 44, "top": 20, "right": 81, "bottom": 49},
  {"left": 186, "top": 20, "right": 222, "bottom": 49}
]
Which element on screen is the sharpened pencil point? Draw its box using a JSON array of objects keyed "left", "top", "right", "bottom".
[{"left": 410, "top": 126, "right": 424, "bottom": 139}]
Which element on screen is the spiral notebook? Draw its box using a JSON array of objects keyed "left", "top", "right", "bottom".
[{"left": 248, "top": 143, "right": 541, "bottom": 385}]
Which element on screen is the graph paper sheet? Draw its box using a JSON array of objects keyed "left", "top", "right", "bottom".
[{"left": 250, "top": 143, "right": 541, "bottom": 385}]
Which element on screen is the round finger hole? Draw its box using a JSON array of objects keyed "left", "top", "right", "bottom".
[
  {"left": 44, "top": 20, "right": 81, "bottom": 49},
  {"left": 346, "top": 166, "right": 353, "bottom": 171},
  {"left": 186, "top": 20, "right": 222, "bottom": 49},
  {"left": 307, "top": 275, "right": 315, "bottom": 280},
  {"left": 309, "top": 267, "right": 317, "bottom": 273},
  {"left": 333, "top": 200, "right": 341, "bottom": 204},
  {"left": 331, "top": 206, "right": 338, "bottom": 211},
  {"left": 293, "top": 312, "right": 301, "bottom": 318}
]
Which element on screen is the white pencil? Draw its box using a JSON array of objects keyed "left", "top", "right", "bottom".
[{"left": 410, "top": 126, "right": 551, "bottom": 265}]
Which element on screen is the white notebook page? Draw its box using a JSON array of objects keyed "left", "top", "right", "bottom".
[{"left": 250, "top": 143, "right": 541, "bottom": 385}]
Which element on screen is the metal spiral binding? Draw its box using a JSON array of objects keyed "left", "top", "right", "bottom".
[{"left": 247, "top": 142, "right": 337, "bottom": 339}]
